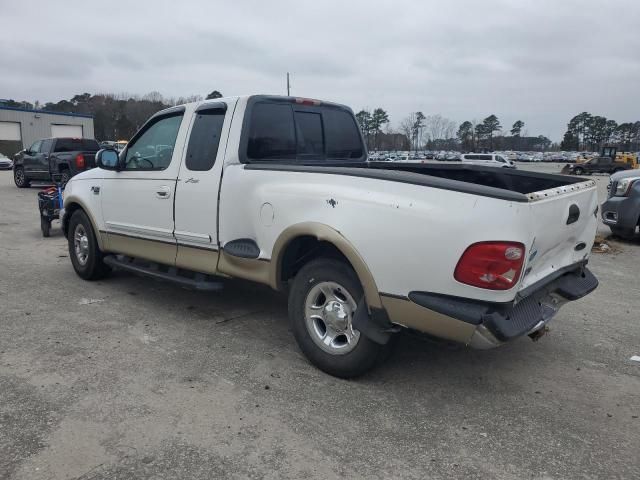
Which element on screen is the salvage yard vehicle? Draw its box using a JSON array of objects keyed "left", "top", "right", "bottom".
[
  {"left": 62, "top": 95, "right": 599, "bottom": 377},
  {"left": 561, "top": 156, "right": 631, "bottom": 176},
  {"left": 460, "top": 153, "right": 516, "bottom": 168},
  {"left": 601, "top": 169, "right": 640, "bottom": 239},
  {"left": 0, "top": 152, "right": 13, "bottom": 170},
  {"left": 13, "top": 137, "right": 100, "bottom": 188}
]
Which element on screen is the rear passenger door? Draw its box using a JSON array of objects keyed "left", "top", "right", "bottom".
[{"left": 173, "top": 100, "right": 235, "bottom": 274}]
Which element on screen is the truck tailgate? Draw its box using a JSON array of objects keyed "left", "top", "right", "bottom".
[{"left": 518, "top": 180, "right": 598, "bottom": 291}]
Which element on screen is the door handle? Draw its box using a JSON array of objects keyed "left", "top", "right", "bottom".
[{"left": 156, "top": 186, "right": 171, "bottom": 199}]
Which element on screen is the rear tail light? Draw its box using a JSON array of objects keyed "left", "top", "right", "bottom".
[
  {"left": 75, "top": 153, "right": 85, "bottom": 169},
  {"left": 454, "top": 241, "right": 526, "bottom": 290}
]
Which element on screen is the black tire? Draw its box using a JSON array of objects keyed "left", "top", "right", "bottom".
[
  {"left": 288, "top": 258, "right": 386, "bottom": 378},
  {"left": 40, "top": 216, "right": 51, "bottom": 237},
  {"left": 67, "top": 209, "right": 110, "bottom": 280},
  {"left": 60, "top": 170, "right": 71, "bottom": 186},
  {"left": 610, "top": 226, "right": 636, "bottom": 240},
  {"left": 573, "top": 167, "right": 584, "bottom": 175},
  {"left": 14, "top": 167, "right": 30, "bottom": 188}
]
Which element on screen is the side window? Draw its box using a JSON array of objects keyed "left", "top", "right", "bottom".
[
  {"left": 295, "top": 111, "right": 324, "bottom": 158},
  {"left": 323, "top": 109, "right": 363, "bottom": 160},
  {"left": 496, "top": 156, "right": 506, "bottom": 163},
  {"left": 124, "top": 114, "right": 183, "bottom": 170},
  {"left": 40, "top": 139, "right": 53, "bottom": 154},
  {"left": 185, "top": 110, "right": 225, "bottom": 171},
  {"left": 29, "top": 140, "right": 42, "bottom": 154},
  {"left": 247, "top": 103, "right": 296, "bottom": 160}
]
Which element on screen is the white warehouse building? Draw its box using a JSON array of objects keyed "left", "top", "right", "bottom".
[{"left": 0, "top": 106, "right": 95, "bottom": 157}]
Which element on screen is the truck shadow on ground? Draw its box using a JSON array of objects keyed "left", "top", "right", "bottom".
[{"left": 102, "top": 270, "right": 541, "bottom": 391}]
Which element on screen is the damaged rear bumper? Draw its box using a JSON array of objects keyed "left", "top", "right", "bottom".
[{"left": 384, "top": 263, "right": 598, "bottom": 348}]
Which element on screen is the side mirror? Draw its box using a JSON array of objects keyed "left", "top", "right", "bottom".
[{"left": 96, "top": 148, "right": 120, "bottom": 170}]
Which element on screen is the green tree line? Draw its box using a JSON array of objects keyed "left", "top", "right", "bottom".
[{"left": 560, "top": 112, "right": 640, "bottom": 152}]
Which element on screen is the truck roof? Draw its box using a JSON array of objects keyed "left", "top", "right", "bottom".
[{"left": 153, "top": 95, "right": 351, "bottom": 118}]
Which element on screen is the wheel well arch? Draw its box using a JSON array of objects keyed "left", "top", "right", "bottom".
[
  {"left": 271, "top": 223, "right": 382, "bottom": 309},
  {"left": 61, "top": 200, "right": 104, "bottom": 250}
]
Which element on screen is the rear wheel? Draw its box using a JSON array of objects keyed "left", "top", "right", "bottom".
[
  {"left": 67, "top": 209, "right": 110, "bottom": 280},
  {"left": 14, "top": 167, "right": 30, "bottom": 188},
  {"left": 573, "top": 167, "right": 584, "bottom": 175},
  {"left": 60, "top": 170, "right": 71, "bottom": 186},
  {"left": 610, "top": 226, "right": 636, "bottom": 239},
  {"left": 288, "top": 258, "right": 386, "bottom": 378}
]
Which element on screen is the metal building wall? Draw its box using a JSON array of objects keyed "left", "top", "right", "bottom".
[{"left": 0, "top": 107, "right": 94, "bottom": 156}]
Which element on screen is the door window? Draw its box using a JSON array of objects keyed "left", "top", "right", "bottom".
[
  {"left": 124, "top": 114, "right": 183, "bottom": 170},
  {"left": 29, "top": 140, "right": 42, "bottom": 154},
  {"left": 40, "top": 139, "right": 53, "bottom": 154},
  {"left": 185, "top": 110, "right": 225, "bottom": 171}
]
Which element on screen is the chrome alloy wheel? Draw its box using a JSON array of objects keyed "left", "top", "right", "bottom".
[
  {"left": 304, "top": 281, "right": 360, "bottom": 355},
  {"left": 73, "top": 224, "right": 90, "bottom": 266}
]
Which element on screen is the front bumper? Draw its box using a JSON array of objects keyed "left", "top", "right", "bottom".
[
  {"left": 398, "top": 264, "right": 598, "bottom": 348},
  {"left": 601, "top": 196, "right": 640, "bottom": 231}
]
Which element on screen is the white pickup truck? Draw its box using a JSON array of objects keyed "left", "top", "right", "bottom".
[{"left": 62, "top": 95, "right": 599, "bottom": 377}]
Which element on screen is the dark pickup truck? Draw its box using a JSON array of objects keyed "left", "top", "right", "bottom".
[
  {"left": 13, "top": 137, "right": 100, "bottom": 188},
  {"left": 561, "top": 156, "right": 631, "bottom": 176}
]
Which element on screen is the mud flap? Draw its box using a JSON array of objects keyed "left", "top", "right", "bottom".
[{"left": 352, "top": 298, "right": 397, "bottom": 345}]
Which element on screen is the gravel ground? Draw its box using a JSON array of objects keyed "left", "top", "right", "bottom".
[{"left": 0, "top": 166, "right": 639, "bottom": 480}]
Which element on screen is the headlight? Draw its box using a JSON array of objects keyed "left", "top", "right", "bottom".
[{"left": 615, "top": 177, "right": 640, "bottom": 196}]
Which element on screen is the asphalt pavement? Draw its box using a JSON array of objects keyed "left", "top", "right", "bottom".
[{"left": 0, "top": 165, "right": 639, "bottom": 479}]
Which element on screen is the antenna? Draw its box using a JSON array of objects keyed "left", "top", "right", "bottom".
[{"left": 286, "top": 72, "right": 291, "bottom": 96}]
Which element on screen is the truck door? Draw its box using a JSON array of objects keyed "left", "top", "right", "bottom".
[
  {"left": 36, "top": 139, "right": 53, "bottom": 180},
  {"left": 100, "top": 108, "right": 186, "bottom": 265},
  {"left": 173, "top": 100, "right": 235, "bottom": 274},
  {"left": 23, "top": 140, "right": 42, "bottom": 178}
]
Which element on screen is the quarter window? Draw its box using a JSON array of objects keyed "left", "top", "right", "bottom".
[
  {"left": 185, "top": 110, "right": 225, "bottom": 171},
  {"left": 124, "top": 114, "right": 183, "bottom": 170}
]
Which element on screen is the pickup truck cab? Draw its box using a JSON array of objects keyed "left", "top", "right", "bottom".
[
  {"left": 62, "top": 95, "right": 599, "bottom": 377},
  {"left": 13, "top": 137, "right": 100, "bottom": 188},
  {"left": 602, "top": 169, "right": 640, "bottom": 238}
]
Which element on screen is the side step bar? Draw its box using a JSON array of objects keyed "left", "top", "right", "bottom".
[{"left": 103, "top": 255, "right": 224, "bottom": 291}]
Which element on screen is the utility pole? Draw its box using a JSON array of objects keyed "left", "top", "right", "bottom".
[{"left": 286, "top": 72, "right": 290, "bottom": 96}]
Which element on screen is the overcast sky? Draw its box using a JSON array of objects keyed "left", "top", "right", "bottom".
[{"left": 1, "top": 0, "right": 639, "bottom": 141}]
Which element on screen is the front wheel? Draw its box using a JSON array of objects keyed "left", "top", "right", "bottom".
[
  {"left": 573, "top": 167, "right": 584, "bottom": 175},
  {"left": 14, "top": 167, "right": 30, "bottom": 188},
  {"left": 67, "top": 209, "right": 110, "bottom": 280},
  {"left": 288, "top": 258, "right": 386, "bottom": 378}
]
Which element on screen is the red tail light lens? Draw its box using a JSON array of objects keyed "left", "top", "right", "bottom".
[
  {"left": 454, "top": 242, "right": 526, "bottom": 290},
  {"left": 75, "top": 153, "right": 85, "bottom": 169}
]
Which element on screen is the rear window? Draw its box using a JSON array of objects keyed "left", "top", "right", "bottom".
[
  {"left": 323, "top": 109, "right": 364, "bottom": 160},
  {"left": 54, "top": 138, "right": 99, "bottom": 153},
  {"left": 247, "top": 103, "right": 296, "bottom": 160},
  {"left": 246, "top": 101, "right": 364, "bottom": 162}
]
